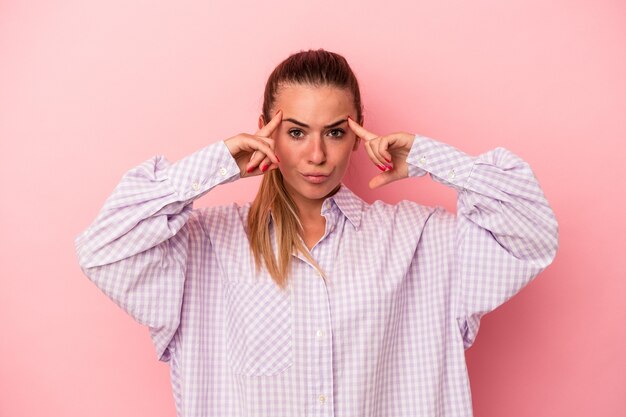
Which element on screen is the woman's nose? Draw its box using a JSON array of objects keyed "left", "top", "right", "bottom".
[{"left": 308, "top": 136, "right": 327, "bottom": 164}]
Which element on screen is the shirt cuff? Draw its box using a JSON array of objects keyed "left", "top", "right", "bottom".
[{"left": 406, "top": 134, "right": 477, "bottom": 191}]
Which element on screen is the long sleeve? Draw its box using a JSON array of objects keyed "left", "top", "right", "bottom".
[
  {"left": 74, "top": 140, "right": 240, "bottom": 360},
  {"left": 405, "top": 134, "right": 559, "bottom": 349}
]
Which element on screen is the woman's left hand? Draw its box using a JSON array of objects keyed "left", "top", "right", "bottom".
[{"left": 347, "top": 116, "right": 416, "bottom": 189}]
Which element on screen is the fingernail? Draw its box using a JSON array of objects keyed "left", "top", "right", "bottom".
[
  {"left": 385, "top": 164, "right": 393, "bottom": 170},
  {"left": 376, "top": 164, "right": 386, "bottom": 171},
  {"left": 384, "top": 157, "right": 391, "bottom": 163},
  {"left": 246, "top": 166, "right": 254, "bottom": 173},
  {"left": 261, "top": 164, "right": 268, "bottom": 172}
]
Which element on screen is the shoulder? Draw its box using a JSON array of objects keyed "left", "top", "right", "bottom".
[
  {"left": 360, "top": 198, "right": 456, "bottom": 239},
  {"left": 364, "top": 197, "right": 442, "bottom": 225},
  {"left": 189, "top": 201, "right": 253, "bottom": 237}
]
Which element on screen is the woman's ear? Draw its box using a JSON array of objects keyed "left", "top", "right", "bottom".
[{"left": 258, "top": 114, "right": 265, "bottom": 129}]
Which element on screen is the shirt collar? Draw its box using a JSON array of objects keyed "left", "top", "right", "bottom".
[
  {"left": 320, "top": 182, "right": 364, "bottom": 229},
  {"left": 267, "top": 182, "right": 364, "bottom": 230}
]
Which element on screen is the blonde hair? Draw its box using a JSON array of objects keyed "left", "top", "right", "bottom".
[{"left": 247, "top": 48, "right": 364, "bottom": 290}]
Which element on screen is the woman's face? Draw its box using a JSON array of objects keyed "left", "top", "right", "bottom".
[{"left": 260, "top": 84, "right": 360, "bottom": 212}]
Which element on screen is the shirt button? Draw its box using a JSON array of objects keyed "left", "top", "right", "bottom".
[
  {"left": 219, "top": 166, "right": 227, "bottom": 176},
  {"left": 318, "top": 394, "right": 326, "bottom": 404},
  {"left": 316, "top": 329, "right": 325, "bottom": 339},
  {"left": 418, "top": 155, "right": 427, "bottom": 165},
  {"left": 447, "top": 169, "right": 456, "bottom": 181},
  {"left": 192, "top": 182, "right": 200, "bottom": 191}
]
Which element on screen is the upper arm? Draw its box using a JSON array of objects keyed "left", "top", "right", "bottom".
[{"left": 453, "top": 148, "right": 559, "bottom": 348}]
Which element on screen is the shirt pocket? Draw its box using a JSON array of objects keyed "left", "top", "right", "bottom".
[{"left": 223, "top": 280, "right": 294, "bottom": 376}]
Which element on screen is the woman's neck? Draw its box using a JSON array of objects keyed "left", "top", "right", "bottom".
[{"left": 296, "top": 201, "right": 326, "bottom": 228}]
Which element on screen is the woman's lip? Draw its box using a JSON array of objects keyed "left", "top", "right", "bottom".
[{"left": 301, "top": 173, "right": 330, "bottom": 184}]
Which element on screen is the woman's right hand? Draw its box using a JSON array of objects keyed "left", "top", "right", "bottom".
[{"left": 224, "top": 109, "right": 282, "bottom": 178}]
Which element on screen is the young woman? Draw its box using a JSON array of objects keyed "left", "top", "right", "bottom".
[{"left": 75, "top": 49, "right": 558, "bottom": 417}]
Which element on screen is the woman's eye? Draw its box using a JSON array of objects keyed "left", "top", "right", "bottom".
[
  {"left": 328, "top": 129, "right": 345, "bottom": 138},
  {"left": 288, "top": 129, "right": 304, "bottom": 139},
  {"left": 288, "top": 128, "right": 345, "bottom": 139}
]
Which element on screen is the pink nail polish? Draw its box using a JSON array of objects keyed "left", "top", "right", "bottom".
[
  {"left": 261, "top": 164, "right": 268, "bottom": 172},
  {"left": 246, "top": 166, "right": 254, "bottom": 173},
  {"left": 376, "top": 164, "right": 386, "bottom": 171}
]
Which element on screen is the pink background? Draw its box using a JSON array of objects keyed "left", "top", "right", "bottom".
[{"left": 1, "top": 1, "right": 624, "bottom": 416}]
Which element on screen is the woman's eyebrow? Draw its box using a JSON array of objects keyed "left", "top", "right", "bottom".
[{"left": 283, "top": 118, "right": 347, "bottom": 128}]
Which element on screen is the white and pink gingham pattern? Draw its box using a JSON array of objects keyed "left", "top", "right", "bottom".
[{"left": 74, "top": 134, "right": 558, "bottom": 417}]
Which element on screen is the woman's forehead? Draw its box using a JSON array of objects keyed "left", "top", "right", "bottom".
[{"left": 274, "top": 84, "right": 354, "bottom": 123}]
